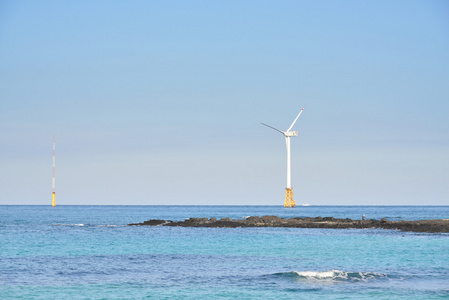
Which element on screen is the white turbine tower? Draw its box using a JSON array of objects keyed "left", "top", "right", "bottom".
[{"left": 262, "top": 107, "right": 304, "bottom": 207}]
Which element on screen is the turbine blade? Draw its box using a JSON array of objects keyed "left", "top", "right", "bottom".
[
  {"left": 261, "top": 123, "right": 285, "bottom": 135},
  {"left": 286, "top": 106, "right": 304, "bottom": 132}
]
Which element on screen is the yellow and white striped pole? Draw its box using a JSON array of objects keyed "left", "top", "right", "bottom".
[{"left": 52, "top": 134, "right": 56, "bottom": 207}]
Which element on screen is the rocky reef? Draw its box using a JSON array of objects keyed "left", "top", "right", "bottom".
[{"left": 128, "top": 216, "right": 449, "bottom": 233}]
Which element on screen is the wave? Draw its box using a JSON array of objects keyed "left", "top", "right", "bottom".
[
  {"left": 52, "top": 224, "right": 123, "bottom": 227},
  {"left": 274, "top": 270, "right": 388, "bottom": 282}
]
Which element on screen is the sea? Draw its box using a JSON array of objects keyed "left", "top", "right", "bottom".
[{"left": 1, "top": 205, "right": 448, "bottom": 299}]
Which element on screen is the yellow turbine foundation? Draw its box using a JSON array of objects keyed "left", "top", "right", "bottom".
[
  {"left": 52, "top": 192, "right": 56, "bottom": 207},
  {"left": 284, "top": 188, "right": 296, "bottom": 208}
]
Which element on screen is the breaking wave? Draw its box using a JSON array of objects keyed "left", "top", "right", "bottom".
[{"left": 274, "top": 270, "right": 388, "bottom": 282}]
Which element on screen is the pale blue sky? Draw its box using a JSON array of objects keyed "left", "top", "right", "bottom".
[{"left": 1, "top": 0, "right": 448, "bottom": 205}]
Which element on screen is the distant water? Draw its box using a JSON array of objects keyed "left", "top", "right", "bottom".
[{"left": 1, "top": 205, "right": 449, "bottom": 299}]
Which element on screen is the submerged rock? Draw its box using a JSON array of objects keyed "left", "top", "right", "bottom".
[{"left": 128, "top": 219, "right": 170, "bottom": 226}]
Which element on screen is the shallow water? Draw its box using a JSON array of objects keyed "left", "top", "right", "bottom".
[{"left": 1, "top": 205, "right": 448, "bottom": 299}]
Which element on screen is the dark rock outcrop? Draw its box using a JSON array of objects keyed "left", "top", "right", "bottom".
[
  {"left": 128, "top": 216, "right": 449, "bottom": 233},
  {"left": 128, "top": 219, "right": 171, "bottom": 226}
]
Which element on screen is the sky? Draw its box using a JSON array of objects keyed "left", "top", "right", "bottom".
[{"left": 0, "top": 0, "right": 448, "bottom": 205}]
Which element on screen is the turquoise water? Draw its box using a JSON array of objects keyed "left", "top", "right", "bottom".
[{"left": 1, "top": 206, "right": 449, "bottom": 299}]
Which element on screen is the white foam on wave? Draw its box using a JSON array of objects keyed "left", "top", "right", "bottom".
[
  {"left": 52, "top": 224, "right": 123, "bottom": 227},
  {"left": 292, "top": 270, "right": 387, "bottom": 281},
  {"left": 294, "top": 270, "right": 337, "bottom": 278}
]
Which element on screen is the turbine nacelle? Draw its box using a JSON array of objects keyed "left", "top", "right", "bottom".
[{"left": 284, "top": 131, "right": 298, "bottom": 137}]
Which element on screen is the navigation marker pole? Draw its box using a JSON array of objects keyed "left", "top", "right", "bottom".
[{"left": 52, "top": 134, "right": 56, "bottom": 207}]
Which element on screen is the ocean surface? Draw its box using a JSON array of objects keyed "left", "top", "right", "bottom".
[{"left": 1, "top": 205, "right": 448, "bottom": 299}]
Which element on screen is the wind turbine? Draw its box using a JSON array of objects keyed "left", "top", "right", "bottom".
[
  {"left": 52, "top": 134, "right": 56, "bottom": 207},
  {"left": 262, "top": 107, "right": 304, "bottom": 207}
]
